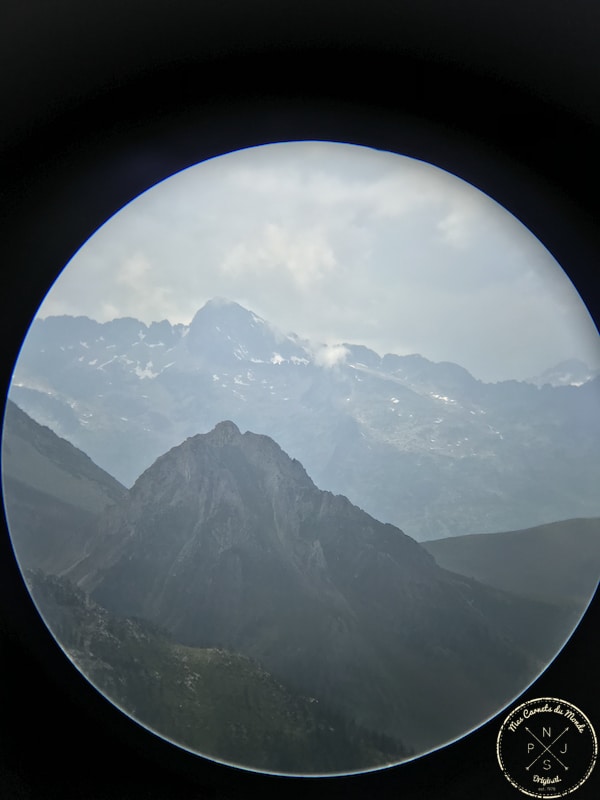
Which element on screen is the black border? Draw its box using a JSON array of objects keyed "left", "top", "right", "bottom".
[{"left": 1, "top": 3, "right": 599, "bottom": 798}]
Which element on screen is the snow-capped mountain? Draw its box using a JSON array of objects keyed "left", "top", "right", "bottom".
[{"left": 8, "top": 298, "right": 600, "bottom": 540}]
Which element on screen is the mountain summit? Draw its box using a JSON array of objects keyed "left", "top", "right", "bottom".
[
  {"left": 185, "top": 298, "right": 309, "bottom": 366},
  {"left": 68, "top": 422, "right": 560, "bottom": 755}
]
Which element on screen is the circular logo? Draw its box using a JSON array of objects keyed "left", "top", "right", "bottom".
[{"left": 497, "top": 698, "right": 597, "bottom": 798}]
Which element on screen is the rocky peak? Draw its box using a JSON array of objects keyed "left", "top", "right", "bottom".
[
  {"left": 63, "top": 423, "right": 551, "bottom": 760},
  {"left": 183, "top": 298, "right": 309, "bottom": 366},
  {"left": 205, "top": 419, "right": 242, "bottom": 445},
  {"left": 189, "top": 297, "right": 247, "bottom": 326},
  {"left": 187, "top": 298, "right": 264, "bottom": 342}
]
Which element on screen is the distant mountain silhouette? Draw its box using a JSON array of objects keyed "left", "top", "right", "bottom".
[
  {"left": 527, "top": 358, "right": 600, "bottom": 388},
  {"left": 423, "top": 517, "right": 600, "bottom": 608}
]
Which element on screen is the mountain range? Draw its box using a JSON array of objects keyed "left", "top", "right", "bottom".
[
  {"left": 3, "top": 402, "right": 594, "bottom": 774},
  {"left": 9, "top": 298, "right": 600, "bottom": 541}
]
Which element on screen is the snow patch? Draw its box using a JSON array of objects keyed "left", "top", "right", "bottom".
[
  {"left": 430, "top": 392, "right": 455, "bottom": 404},
  {"left": 135, "top": 362, "right": 160, "bottom": 379}
]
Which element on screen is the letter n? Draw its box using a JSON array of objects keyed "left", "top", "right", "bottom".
[{"left": 542, "top": 727, "right": 552, "bottom": 738}]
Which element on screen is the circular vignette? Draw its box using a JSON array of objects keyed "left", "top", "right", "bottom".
[
  {"left": 2, "top": 136, "right": 599, "bottom": 778},
  {"left": 1, "top": 38, "right": 600, "bottom": 798}
]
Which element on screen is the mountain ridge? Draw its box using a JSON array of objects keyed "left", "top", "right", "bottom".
[
  {"left": 9, "top": 298, "right": 600, "bottom": 540},
  {"left": 33, "top": 303, "right": 596, "bottom": 384},
  {"left": 423, "top": 517, "right": 600, "bottom": 607}
]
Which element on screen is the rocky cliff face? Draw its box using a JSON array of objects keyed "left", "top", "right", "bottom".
[{"left": 67, "top": 421, "right": 559, "bottom": 755}]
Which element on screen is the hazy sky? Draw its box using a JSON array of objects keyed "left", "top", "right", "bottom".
[{"left": 38, "top": 141, "right": 599, "bottom": 382}]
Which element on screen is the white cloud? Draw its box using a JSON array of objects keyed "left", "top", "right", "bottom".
[
  {"left": 221, "top": 222, "right": 337, "bottom": 290},
  {"left": 437, "top": 209, "right": 473, "bottom": 249},
  {"left": 313, "top": 344, "right": 350, "bottom": 368},
  {"left": 117, "top": 252, "right": 151, "bottom": 288},
  {"left": 33, "top": 141, "right": 600, "bottom": 380}
]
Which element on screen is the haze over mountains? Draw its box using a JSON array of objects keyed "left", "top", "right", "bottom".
[
  {"left": 10, "top": 298, "right": 600, "bottom": 540},
  {"left": 526, "top": 358, "right": 600, "bottom": 388},
  {"left": 4, "top": 404, "right": 591, "bottom": 773}
]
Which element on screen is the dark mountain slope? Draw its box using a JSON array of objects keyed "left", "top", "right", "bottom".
[
  {"left": 68, "top": 421, "right": 571, "bottom": 757},
  {"left": 423, "top": 517, "right": 600, "bottom": 607},
  {"left": 1, "top": 400, "right": 126, "bottom": 573},
  {"left": 26, "top": 570, "right": 406, "bottom": 775}
]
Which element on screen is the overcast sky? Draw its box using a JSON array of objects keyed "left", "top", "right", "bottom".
[{"left": 37, "top": 141, "right": 599, "bottom": 383}]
